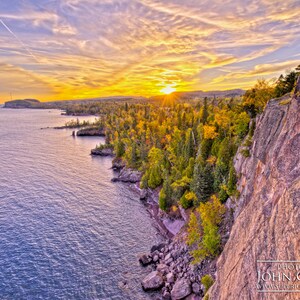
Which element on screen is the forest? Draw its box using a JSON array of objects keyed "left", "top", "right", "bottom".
[{"left": 69, "top": 65, "right": 299, "bottom": 262}]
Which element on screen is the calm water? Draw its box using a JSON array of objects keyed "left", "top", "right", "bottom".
[{"left": 0, "top": 109, "right": 159, "bottom": 300}]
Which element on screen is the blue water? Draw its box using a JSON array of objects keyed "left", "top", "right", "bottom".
[{"left": 0, "top": 109, "right": 159, "bottom": 300}]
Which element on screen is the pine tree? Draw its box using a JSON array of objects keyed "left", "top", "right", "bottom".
[
  {"left": 215, "top": 137, "right": 233, "bottom": 178},
  {"left": 191, "top": 158, "right": 214, "bottom": 204},
  {"left": 115, "top": 138, "right": 125, "bottom": 157},
  {"left": 159, "top": 173, "right": 173, "bottom": 210},
  {"left": 185, "top": 129, "right": 195, "bottom": 162},
  {"left": 200, "top": 138, "right": 212, "bottom": 161},
  {"left": 202, "top": 97, "right": 209, "bottom": 124},
  {"left": 159, "top": 189, "right": 167, "bottom": 211},
  {"left": 130, "top": 143, "right": 138, "bottom": 168}
]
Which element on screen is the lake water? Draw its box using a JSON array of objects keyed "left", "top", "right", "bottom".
[{"left": 0, "top": 109, "right": 159, "bottom": 300}]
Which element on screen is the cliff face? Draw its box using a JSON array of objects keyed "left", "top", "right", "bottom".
[{"left": 209, "top": 87, "right": 300, "bottom": 299}]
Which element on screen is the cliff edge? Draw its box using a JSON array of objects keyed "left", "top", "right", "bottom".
[{"left": 209, "top": 82, "right": 300, "bottom": 299}]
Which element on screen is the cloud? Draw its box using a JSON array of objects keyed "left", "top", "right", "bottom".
[
  {"left": 0, "top": 63, "right": 56, "bottom": 99},
  {"left": 209, "top": 59, "right": 300, "bottom": 89},
  {"left": 0, "top": 0, "right": 299, "bottom": 101},
  {"left": 250, "top": 60, "right": 300, "bottom": 75}
]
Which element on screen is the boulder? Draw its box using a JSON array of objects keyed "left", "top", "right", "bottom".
[
  {"left": 192, "top": 282, "right": 201, "bottom": 294},
  {"left": 153, "top": 255, "right": 159, "bottom": 263},
  {"left": 156, "top": 263, "right": 169, "bottom": 275},
  {"left": 171, "top": 250, "right": 180, "bottom": 260},
  {"left": 141, "top": 271, "right": 164, "bottom": 291},
  {"left": 166, "top": 272, "right": 175, "bottom": 283},
  {"left": 171, "top": 278, "right": 191, "bottom": 299},
  {"left": 151, "top": 243, "right": 165, "bottom": 253},
  {"left": 162, "top": 290, "right": 171, "bottom": 300},
  {"left": 165, "top": 257, "right": 173, "bottom": 265},
  {"left": 151, "top": 250, "right": 160, "bottom": 257},
  {"left": 165, "top": 253, "right": 172, "bottom": 261},
  {"left": 184, "top": 294, "right": 201, "bottom": 300},
  {"left": 139, "top": 254, "right": 152, "bottom": 266}
]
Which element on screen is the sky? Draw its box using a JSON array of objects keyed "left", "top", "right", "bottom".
[{"left": 0, "top": 0, "right": 299, "bottom": 102}]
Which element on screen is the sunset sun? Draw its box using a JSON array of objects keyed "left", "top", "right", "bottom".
[{"left": 160, "top": 85, "right": 176, "bottom": 95}]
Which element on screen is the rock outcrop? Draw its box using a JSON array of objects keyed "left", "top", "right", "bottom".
[
  {"left": 91, "top": 147, "right": 114, "bottom": 156},
  {"left": 112, "top": 157, "right": 126, "bottom": 170},
  {"left": 76, "top": 127, "right": 105, "bottom": 136},
  {"left": 111, "top": 168, "right": 142, "bottom": 183},
  {"left": 209, "top": 90, "right": 300, "bottom": 299}
]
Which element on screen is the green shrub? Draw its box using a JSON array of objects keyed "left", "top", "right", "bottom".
[
  {"left": 159, "top": 189, "right": 167, "bottom": 211},
  {"left": 189, "top": 196, "right": 225, "bottom": 263},
  {"left": 203, "top": 294, "right": 209, "bottom": 300},
  {"left": 218, "top": 186, "right": 229, "bottom": 203},
  {"left": 240, "top": 148, "right": 250, "bottom": 158},
  {"left": 227, "top": 163, "right": 237, "bottom": 196},
  {"left": 179, "top": 191, "right": 196, "bottom": 209},
  {"left": 243, "top": 137, "right": 252, "bottom": 147},
  {"left": 201, "top": 274, "right": 214, "bottom": 294}
]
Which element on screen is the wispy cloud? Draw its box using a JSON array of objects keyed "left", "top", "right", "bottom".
[
  {"left": 0, "top": 19, "right": 39, "bottom": 62},
  {"left": 0, "top": 0, "right": 299, "bottom": 101}
]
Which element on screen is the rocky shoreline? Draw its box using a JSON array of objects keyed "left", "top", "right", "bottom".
[
  {"left": 139, "top": 239, "right": 216, "bottom": 300},
  {"left": 111, "top": 166, "right": 185, "bottom": 239},
  {"left": 108, "top": 163, "right": 219, "bottom": 299}
]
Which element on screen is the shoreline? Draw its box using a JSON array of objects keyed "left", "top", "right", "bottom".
[
  {"left": 110, "top": 166, "right": 186, "bottom": 239},
  {"left": 109, "top": 166, "right": 209, "bottom": 299},
  {"left": 59, "top": 122, "right": 209, "bottom": 299},
  {"left": 71, "top": 129, "right": 213, "bottom": 299}
]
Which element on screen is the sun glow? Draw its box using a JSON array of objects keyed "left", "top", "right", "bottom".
[{"left": 160, "top": 85, "right": 176, "bottom": 95}]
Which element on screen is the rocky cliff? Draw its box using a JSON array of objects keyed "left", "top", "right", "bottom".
[{"left": 209, "top": 84, "right": 300, "bottom": 299}]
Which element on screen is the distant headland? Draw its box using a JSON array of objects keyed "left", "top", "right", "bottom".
[{"left": 3, "top": 99, "right": 47, "bottom": 109}]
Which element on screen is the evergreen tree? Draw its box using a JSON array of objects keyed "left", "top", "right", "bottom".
[
  {"left": 129, "top": 143, "right": 138, "bottom": 168},
  {"left": 202, "top": 97, "right": 209, "bottom": 124},
  {"left": 185, "top": 129, "right": 195, "bottom": 162},
  {"left": 115, "top": 138, "right": 125, "bottom": 157},
  {"left": 191, "top": 158, "right": 214, "bottom": 204},
  {"left": 215, "top": 137, "right": 234, "bottom": 185},
  {"left": 148, "top": 165, "right": 162, "bottom": 188},
  {"left": 275, "top": 67, "right": 299, "bottom": 97},
  {"left": 200, "top": 138, "right": 212, "bottom": 161},
  {"left": 159, "top": 173, "right": 173, "bottom": 210}
]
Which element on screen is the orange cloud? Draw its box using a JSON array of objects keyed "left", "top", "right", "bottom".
[{"left": 0, "top": 0, "right": 299, "bottom": 101}]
